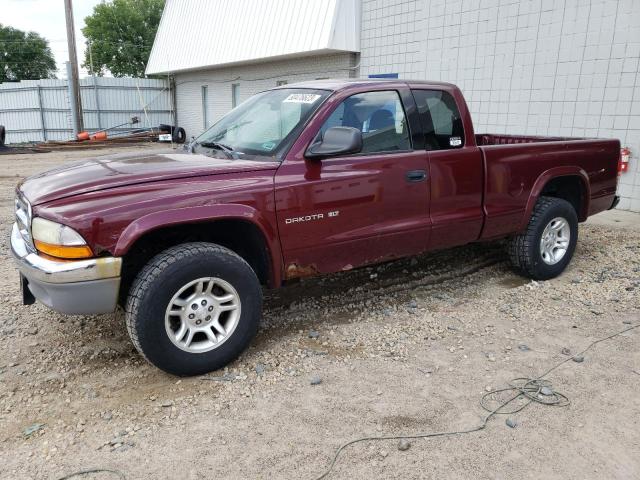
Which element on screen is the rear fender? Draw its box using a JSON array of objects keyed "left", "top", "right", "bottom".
[
  {"left": 519, "top": 167, "right": 591, "bottom": 231},
  {"left": 114, "top": 204, "right": 283, "bottom": 287}
]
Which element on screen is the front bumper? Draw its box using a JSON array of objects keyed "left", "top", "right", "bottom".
[{"left": 10, "top": 223, "right": 122, "bottom": 315}]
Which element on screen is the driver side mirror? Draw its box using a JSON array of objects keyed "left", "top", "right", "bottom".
[{"left": 305, "top": 126, "right": 362, "bottom": 159}]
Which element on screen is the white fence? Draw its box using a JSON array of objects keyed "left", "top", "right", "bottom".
[{"left": 0, "top": 77, "right": 173, "bottom": 144}]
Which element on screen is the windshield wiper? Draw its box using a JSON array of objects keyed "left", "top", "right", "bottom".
[{"left": 197, "top": 141, "right": 236, "bottom": 158}]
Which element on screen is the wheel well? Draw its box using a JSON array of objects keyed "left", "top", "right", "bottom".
[
  {"left": 540, "top": 176, "right": 587, "bottom": 221},
  {"left": 119, "top": 220, "right": 272, "bottom": 305}
]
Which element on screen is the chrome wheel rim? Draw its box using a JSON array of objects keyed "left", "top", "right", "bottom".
[
  {"left": 165, "top": 277, "right": 241, "bottom": 353},
  {"left": 540, "top": 217, "right": 570, "bottom": 265}
]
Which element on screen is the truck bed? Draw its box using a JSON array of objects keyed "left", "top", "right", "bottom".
[{"left": 475, "top": 134, "right": 620, "bottom": 240}]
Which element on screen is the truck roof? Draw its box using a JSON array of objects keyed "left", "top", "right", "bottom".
[{"left": 277, "top": 78, "right": 458, "bottom": 92}]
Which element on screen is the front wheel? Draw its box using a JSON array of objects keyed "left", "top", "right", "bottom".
[
  {"left": 125, "top": 242, "right": 262, "bottom": 376},
  {"left": 508, "top": 196, "right": 578, "bottom": 280}
]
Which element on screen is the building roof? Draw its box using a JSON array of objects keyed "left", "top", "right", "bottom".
[{"left": 145, "top": 0, "right": 360, "bottom": 75}]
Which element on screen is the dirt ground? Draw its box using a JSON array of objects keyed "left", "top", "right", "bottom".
[{"left": 0, "top": 146, "right": 639, "bottom": 480}]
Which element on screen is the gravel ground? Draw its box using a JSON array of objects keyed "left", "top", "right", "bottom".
[{"left": 0, "top": 146, "right": 639, "bottom": 480}]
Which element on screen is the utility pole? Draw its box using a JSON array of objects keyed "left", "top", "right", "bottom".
[{"left": 64, "top": 0, "right": 84, "bottom": 135}]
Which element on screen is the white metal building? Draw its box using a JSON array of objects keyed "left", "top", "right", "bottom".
[
  {"left": 147, "top": 0, "right": 640, "bottom": 212},
  {"left": 146, "top": 0, "right": 360, "bottom": 137}
]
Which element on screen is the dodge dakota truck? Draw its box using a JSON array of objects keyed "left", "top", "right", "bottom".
[{"left": 11, "top": 79, "right": 620, "bottom": 375}]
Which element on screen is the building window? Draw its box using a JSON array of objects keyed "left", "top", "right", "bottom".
[
  {"left": 231, "top": 83, "right": 240, "bottom": 108},
  {"left": 201, "top": 85, "right": 209, "bottom": 129}
]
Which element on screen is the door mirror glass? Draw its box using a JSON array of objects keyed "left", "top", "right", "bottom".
[{"left": 305, "top": 126, "right": 363, "bottom": 159}]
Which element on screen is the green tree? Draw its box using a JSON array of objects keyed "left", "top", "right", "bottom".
[
  {"left": 82, "top": 0, "right": 165, "bottom": 77},
  {"left": 0, "top": 24, "right": 57, "bottom": 83}
]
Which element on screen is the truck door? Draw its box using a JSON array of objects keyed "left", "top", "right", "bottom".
[
  {"left": 274, "top": 88, "right": 430, "bottom": 279},
  {"left": 411, "top": 89, "right": 484, "bottom": 249}
]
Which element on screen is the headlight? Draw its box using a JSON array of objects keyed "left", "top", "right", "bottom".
[{"left": 31, "top": 217, "right": 93, "bottom": 259}]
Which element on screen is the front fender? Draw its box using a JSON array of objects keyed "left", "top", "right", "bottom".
[
  {"left": 519, "top": 167, "right": 591, "bottom": 231},
  {"left": 113, "top": 204, "right": 283, "bottom": 286}
]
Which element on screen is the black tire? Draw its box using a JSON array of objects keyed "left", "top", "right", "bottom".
[
  {"left": 0, "top": 125, "right": 5, "bottom": 146},
  {"left": 125, "top": 242, "right": 262, "bottom": 376},
  {"left": 508, "top": 196, "right": 578, "bottom": 280},
  {"left": 172, "top": 127, "right": 186, "bottom": 144},
  {"left": 158, "top": 124, "right": 186, "bottom": 143}
]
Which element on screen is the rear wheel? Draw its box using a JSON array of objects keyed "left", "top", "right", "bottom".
[
  {"left": 508, "top": 196, "right": 578, "bottom": 280},
  {"left": 125, "top": 242, "right": 262, "bottom": 376}
]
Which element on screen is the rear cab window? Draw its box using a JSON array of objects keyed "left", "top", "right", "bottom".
[
  {"left": 411, "top": 89, "right": 464, "bottom": 150},
  {"left": 318, "top": 90, "right": 411, "bottom": 154}
]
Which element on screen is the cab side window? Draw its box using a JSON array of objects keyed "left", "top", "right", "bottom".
[
  {"left": 411, "top": 90, "right": 464, "bottom": 150},
  {"left": 320, "top": 90, "right": 411, "bottom": 154}
]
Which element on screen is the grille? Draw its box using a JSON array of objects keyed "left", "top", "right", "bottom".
[{"left": 15, "top": 192, "right": 35, "bottom": 252}]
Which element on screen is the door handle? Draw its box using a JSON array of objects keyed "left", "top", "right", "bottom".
[{"left": 405, "top": 169, "right": 427, "bottom": 182}]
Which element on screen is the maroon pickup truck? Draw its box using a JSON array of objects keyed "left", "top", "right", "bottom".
[{"left": 11, "top": 79, "right": 620, "bottom": 375}]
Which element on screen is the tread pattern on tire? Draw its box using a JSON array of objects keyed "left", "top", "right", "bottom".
[
  {"left": 124, "top": 242, "right": 254, "bottom": 365},
  {"left": 508, "top": 196, "right": 567, "bottom": 278}
]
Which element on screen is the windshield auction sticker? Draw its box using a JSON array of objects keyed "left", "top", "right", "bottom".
[{"left": 283, "top": 93, "right": 322, "bottom": 104}]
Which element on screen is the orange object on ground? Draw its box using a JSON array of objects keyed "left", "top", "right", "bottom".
[
  {"left": 77, "top": 131, "right": 90, "bottom": 141},
  {"left": 91, "top": 131, "right": 108, "bottom": 141}
]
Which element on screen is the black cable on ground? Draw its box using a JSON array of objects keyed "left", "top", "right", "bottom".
[
  {"left": 313, "top": 323, "right": 639, "bottom": 480},
  {"left": 56, "top": 468, "right": 126, "bottom": 480}
]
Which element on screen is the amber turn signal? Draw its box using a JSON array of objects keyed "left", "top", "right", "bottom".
[{"left": 34, "top": 240, "right": 93, "bottom": 259}]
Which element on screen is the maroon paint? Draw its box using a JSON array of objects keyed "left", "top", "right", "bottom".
[
  {"left": 275, "top": 83, "right": 433, "bottom": 276},
  {"left": 479, "top": 138, "right": 618, "bottom": 239},
  {"left": 414, "top": 85, "right": 485, "bottom": 250},
  {"left": 274, "top": 150, "right": 431, "bottom": 276},
  {"left": 426, "top": 148, "right": 484, "bottom": 250},
  {"left": 20, "top": 150, "right": 276, "bottom": 206},
  {"left": 20, "top": 80, "right": 620, "bottom": 287},
  {"left": 32, "top": 158, "right": 283, "bottom": 286}
]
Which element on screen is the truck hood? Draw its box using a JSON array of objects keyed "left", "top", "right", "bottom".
[{"left": 20, "top": 150, "right": 279, "bottom": 206}]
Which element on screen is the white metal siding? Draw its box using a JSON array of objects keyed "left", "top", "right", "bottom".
[
  {"left": 146, "top": 0, "right": 360, "bottom": 75},
  {"left": 361, "top": 0, "right": 640, "bottom": 212},
  {"left": 174, "top": 52, "right": 358, "bottom": 140}
]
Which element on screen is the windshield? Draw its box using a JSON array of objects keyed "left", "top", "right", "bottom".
[{"left": 192, "top": 88, "right": 330, "bottom": 161}]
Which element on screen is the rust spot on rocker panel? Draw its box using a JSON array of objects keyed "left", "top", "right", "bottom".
[{"left": 285, "top": 262, "right": 319, "bottom": 280}]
